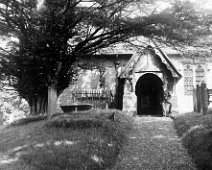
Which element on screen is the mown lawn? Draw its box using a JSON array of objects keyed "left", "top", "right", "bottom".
[
  {"left": 0, "top": 109, "right": 133, "bottom": 170},
  {"left": 174, "top": 112, "right": 212, "bottom": 170}
]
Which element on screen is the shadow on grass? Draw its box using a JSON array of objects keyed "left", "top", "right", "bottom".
[
  {"left": 7, "top": 115, "right": 47, "bottom": 127},
  {"left": 20, "top": 142, "right": 104, "bottom": 170}
]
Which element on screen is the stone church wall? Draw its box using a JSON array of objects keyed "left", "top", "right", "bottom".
[
  {"left": 169, "top": 54, "right": 212, "bottom": 114},
  {"left": 57, "top": 54, "right": 132, "bottom": 112}
]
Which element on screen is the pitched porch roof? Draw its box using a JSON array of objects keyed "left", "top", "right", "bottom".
[{"left": 119, "top": 44, "right": 182, "bottom": 79}]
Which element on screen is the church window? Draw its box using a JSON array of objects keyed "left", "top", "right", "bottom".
[
  {"left": 184, "top": 64, "right": 193, "bottom": 96},
  {"left": 195, "top": 64, "right": 205, "bottom": 85}
]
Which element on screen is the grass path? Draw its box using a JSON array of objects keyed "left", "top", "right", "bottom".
[{"left": 111, "top": 116, "right": 197, "bottom": 170}]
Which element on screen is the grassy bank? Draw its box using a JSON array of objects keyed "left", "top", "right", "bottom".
[
  {"left": 0, "top": 109, "right": 133, "bottom": 170},
  {"left": 174, "top": 112, "right": 212, "bottom": 170}
]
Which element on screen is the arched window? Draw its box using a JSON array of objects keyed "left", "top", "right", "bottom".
[
  {"left": 184, "top": 64, "right": 193, "bottom": 96},
  {"left": 195, "top": 64, "right": 205, "bottom": 85}
]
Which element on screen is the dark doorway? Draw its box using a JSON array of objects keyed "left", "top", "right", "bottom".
[
  {"left": 115, "top": 78, "right": 125, "bottom": 110},
  {"left": 135, "top": 73, "right": 164, "bottom": 116}
]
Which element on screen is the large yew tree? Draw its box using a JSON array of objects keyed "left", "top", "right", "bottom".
[{"left": 0, "top": 0, "right": 209, "bottom": 115}]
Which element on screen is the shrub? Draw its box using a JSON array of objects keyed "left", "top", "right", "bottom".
[{"left": 174, "top": 113, "right": 212, "bottom": 170}]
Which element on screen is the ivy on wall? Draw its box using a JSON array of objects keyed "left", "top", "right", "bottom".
[{"left": 78, "top": 63, "right": 106, "bottom": 90}]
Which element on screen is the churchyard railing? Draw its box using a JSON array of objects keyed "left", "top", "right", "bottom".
[{"left": 70, "top": 90, "right": 114, "bottom": 109}]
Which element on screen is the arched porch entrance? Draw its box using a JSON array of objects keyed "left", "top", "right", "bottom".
[{"left": 135, "top": 73, "right": 164, "bottom": 116}]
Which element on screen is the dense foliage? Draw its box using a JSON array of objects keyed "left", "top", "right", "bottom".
[
  {"left": 0, "top": 80, "right": 29, "bottom": 124},
  {"left": 174, "top": 113, "right": 212, "bottom": 170}
]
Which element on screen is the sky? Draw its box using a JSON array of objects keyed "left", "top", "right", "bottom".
[
  {"left": 36, "top": 0, "right": 45, "bottom": 10},
  {"left": 189, "top": 0, "right": 212, "bottom": 10}
]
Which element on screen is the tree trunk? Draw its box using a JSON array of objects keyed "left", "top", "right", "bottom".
[
  {"left": 27, "top": 85, "right": 57, "bottom": 118},
  {"left": 47, "top": 84, "right": 57, "bottom": 119},
  {"left": 29, "top": 95, "right": 47, "bottom": 115}
]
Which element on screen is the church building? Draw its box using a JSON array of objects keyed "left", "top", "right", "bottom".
[{"left": 57, "top": 43, "right": 212, "bottom": 116}]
